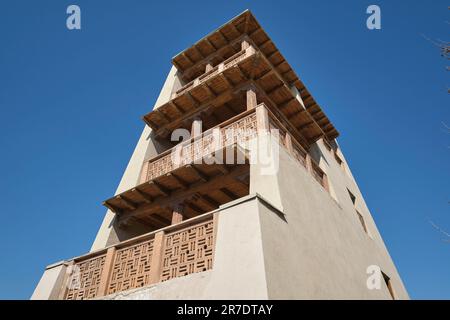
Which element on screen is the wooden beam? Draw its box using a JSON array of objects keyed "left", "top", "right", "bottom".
[
  {"left": 132, "top": 188, "right": 153, "bottom": 203},
  {"left": 149, "top": 180, "right": 170, "bottom": 197},
  {"left": 194, "top": 46, "right": 205, "bottom": 59},
  {"left": 170, "top": 101, "right": 184, "bottom": 115},
  {"left": 103, "top": 201, "right": 122, "bottom": 214},
  {"left": 202, "top": 82, "right": 217, "bottom": 98},
  {"left": 118, "top": 164, "right": 248, "bottom": 221},
  {"left": 279, "top": 98, "right": 295, "bottom": 110},
  {"left": 266, "top": 83, "right": 285, "bottom": 96},
  {"left": 184, "top": 201, "right": 204, "bottom": 214},
  {"left": 182, "top": 52, "right": 195, "bottom": 66},
  {"left": 219, "top": 73, "right": 233, "bottom": 88},
  {"left": 156, "top": 110, "right": 171, "bottom": 123},
  {"left": 216, "top": 164, "right": 229, "bottom": 175},
  {"left": 186, "top": 92, "right": 200, "bottom": 108},
  {"left": 149, "top": 213, "right": 171, "bottom": 226},
  {"left": 219, "top": 187, "right": 238, "bottom": 200},
  {"left": 167, "top": 173, "right": 188, "bottom": 190},
  {"left": 205, "top": 37, "right": 218, "bottom": 50},
  {"left": 116, "top": 195, "right": 137, "bottom": 211},
  {"left": 199, "top": 194, "right": 220, "bottom": 209},
  {"left": 187, "top": 164, "right": 209, "bottom": 182}
]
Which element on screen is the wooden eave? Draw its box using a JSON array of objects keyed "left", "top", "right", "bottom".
[
  {"left": 144, "top": 49, "right": 325, "bottom": 146},
  {"left": 103, "top": 146, "right": 250, "bottom": 221},
  {"left": 171, "top": 10, "right": 338, "bottom": 140}
]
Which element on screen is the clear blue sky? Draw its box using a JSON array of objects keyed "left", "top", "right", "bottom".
[{"left": 0, "top": 0, "right": 448, "bottom": 299}]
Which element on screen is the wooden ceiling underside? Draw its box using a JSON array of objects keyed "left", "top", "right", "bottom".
[
  {"left": 104, "top": 149, "right": 250, "bottom": 225},
  {"left": 171, "top": 10, "right": 338, "bottom": 140}
]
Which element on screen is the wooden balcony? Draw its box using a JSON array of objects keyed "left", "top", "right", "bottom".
[
  {"left": 171, "top": 10, "right": 339, "bottom": 141},
  {"left": 61, "top": 213, "right": 217, "bottom": 300},
  {"left": 105, "top": 104, "right": 328, "bottom": 226},
  {"left": 144, "top": 42, "right": 337, "bottom": 145}
]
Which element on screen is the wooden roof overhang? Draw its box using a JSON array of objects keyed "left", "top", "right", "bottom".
[
  {"left": 103, "top": 145, "right": 250, "bottom": 226},
  {"left": 171, "top": 10, "right": 338, "bottom": 141},
  {"left": 144, "top": 48, "right": 326, "bottom": 148}
]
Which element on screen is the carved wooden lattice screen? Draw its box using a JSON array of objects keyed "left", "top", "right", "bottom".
[
  {"left": 107, "top": 238, "right": 155, "bottom": 295},
  {"left": 63, "top": 216, "right": 216, "bottom": 299},
  {"left": 141, "top": 111, "right": 258, "bottom": 184},
  {"left": 160, "top": 219, "right": 214, "bottom": 282},
  {"left": 64, "top": 254, "right": 106, "bottom": 300}
]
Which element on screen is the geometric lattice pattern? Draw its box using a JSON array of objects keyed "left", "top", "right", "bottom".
[
  {"left": 160, "top": 220, "right": 214, "bottom": 282},
  {"left": 63, "top": 218, "right": 216, "bottom": 299},
  {"left": 143, "top": 112, "right": 258, "bottom": 183},
  {"left": 65, "top": 254, "right": 106, "bottom": 300},
  {"left": 107, "top": 239, "right": 155, "bottom": 295}
]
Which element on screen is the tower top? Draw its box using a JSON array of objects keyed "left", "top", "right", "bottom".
[{"left": 171, "top": 10, "right": 338, "bottom": 140}]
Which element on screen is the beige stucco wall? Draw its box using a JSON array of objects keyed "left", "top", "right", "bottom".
[
  {"left": 253, "top": 140, "right": 409, "bottom": 299},
  {"left": 31, "top": 261, "right": 67, "bottom": 300},
  {"left": 90, "top": 66, "right": 180, "bottom": 251}
]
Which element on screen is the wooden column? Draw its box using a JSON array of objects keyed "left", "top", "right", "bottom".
[
  {"left": 256, "top": 104, "right": 269, "bottom": 133},
  {"left": 149, "top": 231, "right": 165, "bottom": 284},
  {"left": 285, "top": 133, "right": 293, "bottom": 154},
  {"left": 306, "top": 153, "right": 313, "bottom": 173},
  {"left": 58, "top": 260, "right": 74, "bottom": 300},
  {"left": 246, "top": 85, "right": 258, "bottom": 111},
  {"left": 212, "top": 212, "right": 219, "bottom": 248},
  {"left": 241, "top": 39, "right": 250, "bottom": 50},
  {"left": 171, "top": 203, "right": 185, "bottom": 225},
  {"left": 98, "top": 247, "right": 116, "bottom": 297},
  {"left": 191, "top": 117, "right": 202, "bottom": 138},
  {"left": 139, "top": 161, "right": 150, "bottom": 184},
  {"left": 205, "top": 62, "right": 213, "bottom": 72}
]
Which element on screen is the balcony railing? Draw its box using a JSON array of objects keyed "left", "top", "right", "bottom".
[
  {"left": 140, "top": 103, "right": 328, "bottom": 190},
  {"left": 140, "top": 106, "right": 259, "bottom": 184},
  {"left": 61, "top": 213, "right": 217, "bottom": 300},
  {"left": 173, "top": 46, "right": 255, "bottom": 99}
]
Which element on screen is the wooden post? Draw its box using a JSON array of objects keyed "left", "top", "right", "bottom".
[
  {"left": 98, "top": 247, "right": 116, "bottom": 297},
  {"left": 140, "top": 161, "right": 149, "bottom": 184},
  {"left": 191, "top": 117, "right": 202, "bottom": 138},
  {"left": 241, "top": 39, "right": 250, "bottom": 50},
  {"left": 256, "top": 104, "right": 269, "bottom": 133},
  {"left": 149, "top": 231, "right": 165, "bottom": 284},
  {"left": 171, "top": 203, "right": 185, "bottom": 225},
  {"left": 58, "top": 260, "right": 74, "bottom": 300},
  {"left": 285, "top": 133, "right": 293, "bottom": 154},
  {"left": 205, "top": 62, "right": 213, "bottom": 72},
  {"left": 306, "top": 154, "right": 313, "bottom": 173},
  {"left": 246, "top": 85, "right": 257, "bottom": 111},
  {"left": 213, "top": 212, "right": 219, "bottom": 247}
]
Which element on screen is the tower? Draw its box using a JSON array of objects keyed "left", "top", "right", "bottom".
[{"left": 32, "top": 10, "right": 408, "bottom": 300}]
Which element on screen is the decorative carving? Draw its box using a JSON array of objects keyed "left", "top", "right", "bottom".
[
  {"left": 65, "top": 255, "right": 106, "bottom": 300},
  {"left": 63, "top": 217, "right": 216, "bottom": 300},
  {"left": 160, "top": 220, "right": 214, "bottom": 282},
  {"left": 107, "top": 239, "right": 155, "bottom": 295}
]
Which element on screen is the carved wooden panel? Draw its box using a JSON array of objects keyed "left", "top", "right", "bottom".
[
  {"left": 65, "top": 254, "right": 106, "bottom": 300},
  {"left": 107, "top": 239, "right": 155, "bottom": 295},
  {"left": 222, "top": 112, "right": 258, "bottom": 146},
  {"left": 160, "top": 219, "right": 214, "bottom": 282},
  {"left": 142, "top": 112, "right": 258, "bottom": 183}
]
